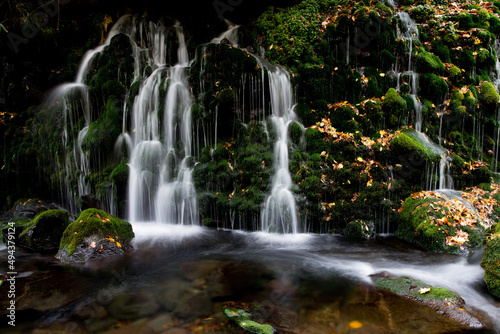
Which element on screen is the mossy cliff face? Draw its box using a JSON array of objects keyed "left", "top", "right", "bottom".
[
  {"left": 4, "top": 0, "right": 500, "bottom": 235},
  {"left": 56, "top": 208, "right": 134, "bottom": 263},
  {"left": 481, "top": 222, "right": 500, "bottom": 298}
]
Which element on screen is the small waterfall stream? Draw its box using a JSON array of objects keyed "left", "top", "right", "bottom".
[
  {"left": 395, "top": 11, "right": 453, "bottom": 191},
  {"left": 128, "top": 22, "right": 198, "bottom": 225},
  {"left": 257, "top": 59, "right": 300, "bottom": 234}
]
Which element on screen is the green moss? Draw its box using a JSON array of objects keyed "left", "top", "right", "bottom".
[
  {"left": 222, "top": 307, "right": 274, "bottom": 334},
  {"left": 19, "top": 210, "right": 69, "bottom": 238},
  {"left": 374, "top": 276, "right": 460, "bottom": 300},
  {"left": 477, "top": 48, "right": 495, "bottom": 70},
  {"left": 418, "top": 73, "right": 448, "bottom": 104},
  {"left": 481, "top": 224, "right": 500, "bottom": 297},
  {"left": 415, "top": 50, "right": 445, "bottom": 74},
  {"left": 59, "top": 209, "right": 134, "bottom": 255},
  {"left": 449, "top": 66, "right": 461, "bottom": 85},
  {"left": 342, "top": 220, "right": 375, "bottom": 240},
  {"left": 383, "top": 88, "right": 407, "bottom": 128},
  {"left": 288, "top": 121, "right": 303, "bottom": 147},
  {"left": 305, "top": 128, "right": 326, "bottom": 153},
  {"left": 480, "top": 81, "right": 499, "bottom": 105},
  {"left": 81, "top": 96, "right": 121, "bottom": 162},
  {"left": 390, "top": 132, "right": 440, "bottom": 163}
]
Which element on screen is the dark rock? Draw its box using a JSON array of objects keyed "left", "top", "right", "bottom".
[
  {"left": 157, "top": 280, "right": 193, "bottom": 311},
  {"left": 173, "top": 291, "right": 212, "bottom": 320},
  {"left": 107, "top": 293, "right": 160, "bottom": 320},
  {"left": 18, "top": 209, "right": 70, "bottom": 251},
  {"left": 80, "top": 194, "right": 102, "bottom": 211}
]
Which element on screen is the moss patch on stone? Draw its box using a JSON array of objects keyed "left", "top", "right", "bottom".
[
  {"left": 222, "top": 307, "right": 275, "bottom": 334},
  {"left": 18, "top": 209, "right": 69, "bottom": 250},
  {"left": 373, "top": 275, "right": 460, "bottom": 301},
  {"left": 59, "top": 208, "right": 133, "bottom": 256}
]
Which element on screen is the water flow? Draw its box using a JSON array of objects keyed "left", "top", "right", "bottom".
[
  {"left": 128, "top": 23, "right": 198, "bottom": 225},
  {"left": 257, "top": 59, "right": 300, "bottom": 234},
  {"left": 395, "top": 10, "right": 453, "bottom": 190},
  {"left": 43, "top": 83, "right": 91, "bottom": 213},
  {"left": 491, "top": 39, "right": 500, "bottom": 172},
  {"left": 211, "top": 20, "right": 239, "bottom": 47}
]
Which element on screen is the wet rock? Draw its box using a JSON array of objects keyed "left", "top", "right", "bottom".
[
  {"left": 0, "top": 269, "right": 89, "bottom": 313},
  {"left": 103, "top": 323, "right": 155, "bottom": 334},
  {"left": 107, "top": 293, "right": 160, "bottom": 320},
  {"left": 0, "top": 198, "right": 63, "bottom": 223},
  {"left": 146, "top": 313, "right": 174, "bottom": 332},
  {"left": 157, "top": 280, "right": 193, "bottom": 311},
  {"left": 17, "top": 209, "right": 69, "bottom": 251},
  {"left": 481, "top": 223, "right": 500, "bottom": 298},
  {"left": 173, "top": 291, "right": 212, "bottom": 320},
  {"left": 55, "top": 209, "right": 134, "bottom": 263},
  {"left": 339, "top": 272, "right": 495, "bottom": 333},
  {"left": 160, "top": 329, "right": 190, "bottom": 334},
  {"left": 222, "top": 301, "right": 300, "bottom": 334},
  {"left": 80, "top": 194, "right": 102, "bottom": 210}
]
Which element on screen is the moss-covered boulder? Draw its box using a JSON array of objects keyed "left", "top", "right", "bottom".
[
  {"left": 223, "top": 306, "right": 274, "bottom": 334},
  {"left": 396, "top": 191, "right": 485, "bottom": 253},
  {"left": 56, "top": 209, "right": 134, "bottom": 263},
  {"left": 415, "top": 50, "right": 445, "bottom": 74},
  {"left": 18, "top": 210, "right": 70, "bottom": 251},
  {"left": 370, "top": 272, "right": 489, "bottom": 330},
  {"left": 222, "top": 301, "right": 299, "bottom": 334},
  {"left": 480, "top": 223, "right": 500, "bottom": 298},
  {"left": 342, "top": 220, "right": 375, "bottom": 240}
]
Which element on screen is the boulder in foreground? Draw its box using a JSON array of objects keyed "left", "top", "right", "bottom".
[{"left": 56, "top": 209, "right": 134, "bottom": 263}]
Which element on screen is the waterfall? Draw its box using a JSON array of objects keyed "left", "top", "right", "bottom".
[
  {"left": 42, "top": 83, "right": 91, "bottom": 214},
  {"left": 128, "top": 23, "right": 198, "bottom": 225},
  {"left": 256, "top": 59, "right": 300, "bottom": 234},
  {"left": 491, "top": 39, "right": 500, "bottom": 172},
  {"left": 211, "top": 20, "right": 239, "bottom": 46},
  {"left": 394, "top": 10, "right": 453, "bottom": 190}
]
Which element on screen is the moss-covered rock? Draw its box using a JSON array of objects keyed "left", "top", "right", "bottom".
[
  {"left": 342, "top": 220, "right": 375, "bottom": 240},
  {"left": 370, "top": 272, "right": 488, "bottom": 329},
  {"left": 415, "top": 50, "right": 445, "bottom": 74},
  {"left": 382, "top": 88, "right": 406, "bottom": 128},
  {"left": 479, "top": 81, "right": 499, "bottom": 105},
  {"left": 418, "top": 73, "right": 448, "bottom": 104},
  {"left": 56, "top": 209, "right": 134, "bottom": 263},
  {"left": 395, "top": 191, "right": 485, "bottom": 253},
  {"left": 480, "top": 223, "right": 500, "bottom": 298},
  {"left": 373, "top": 273, "right": 460, "bottom": 301},
  {"left": 223, "top": 306, "right": 275, "bottom": 334},
  {"left": 18, "top": 209, "right": 69, "bottom": 251}
]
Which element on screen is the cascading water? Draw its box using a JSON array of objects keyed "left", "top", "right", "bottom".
[
  {"left": 395, "top": 11, "right": 453, "bottom": 190},
  {"left": 128, "top": 22, "right": 199, "bottom": 225},
  {"left": 257, "top": 59, "right": 300, "bottom": 234},
  {"left": 42, "top": 83, "right": 91, "bottom": 214}
]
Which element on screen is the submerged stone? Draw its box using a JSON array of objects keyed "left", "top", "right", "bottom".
[
  {"left": 56, "top": 208, "right": 134, "bottom": 263},
  {"left": 369, "top": 272, "right": 492, "bottom": 331},
  {"left": 222, "top": 303, "right": 275, "bottom": 334}
]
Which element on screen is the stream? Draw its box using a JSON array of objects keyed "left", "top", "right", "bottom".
[{"left": 1, "top": 225, "right": 499, "bottom": 333}]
